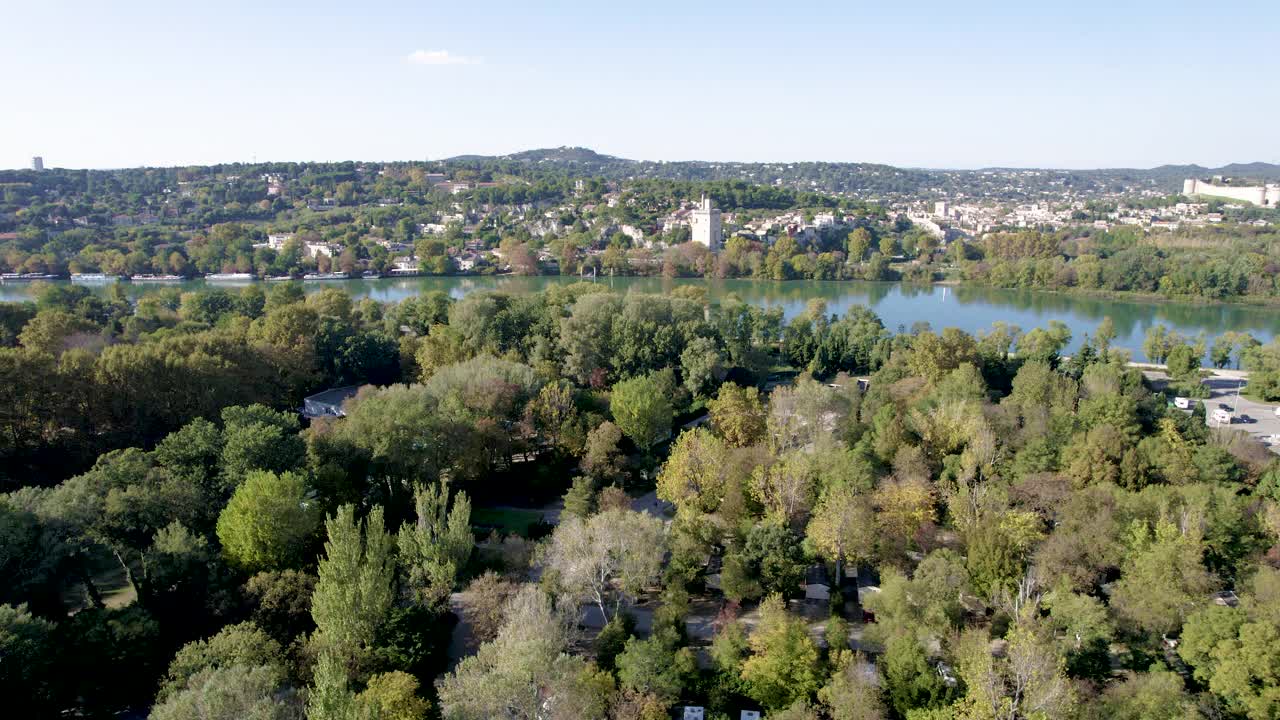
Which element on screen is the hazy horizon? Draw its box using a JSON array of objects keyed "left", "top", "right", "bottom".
[
  {"left": 5, "top": 147, "right": 1280, "bottom": 174},
  {"left": 5, "top": 0, "right": 1278, "bottom": 171}
]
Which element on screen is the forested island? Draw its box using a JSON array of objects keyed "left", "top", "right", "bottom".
[{"left": 4, "top": 279, "right": 1280, "bottom": 719}]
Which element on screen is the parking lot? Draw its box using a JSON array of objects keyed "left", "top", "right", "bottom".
[
  {"left": 1199, "top": 375, "right": 1280, "bottom": 452},
  {"left": 1141, "top": 367, "right": 1280, "bottom": 455}
]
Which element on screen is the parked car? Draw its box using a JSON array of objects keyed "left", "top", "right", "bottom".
[
  {"left": 1239, "top": 414, "right": 1254, "bottom": 423},
  {"left": 1174, "top": 397, "right": 1191, "bottom": 409},
  {"left": 1211, "top": 408, "right": 1233, "bottom": 424},
  {"left": 1274, "top": 406, "right": 1280, "bottom": 418}
]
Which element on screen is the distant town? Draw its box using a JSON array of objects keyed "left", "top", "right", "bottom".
[{"left": 2, "top": 150, "right": 1279, "bottom": 305}]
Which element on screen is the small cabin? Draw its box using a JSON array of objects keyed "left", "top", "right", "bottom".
[
  {"left": 302, "top": 386, "right": 359, "bottom": 419},
  {"left": 804, "top": 564, "right": 831, "bottom": 601}
]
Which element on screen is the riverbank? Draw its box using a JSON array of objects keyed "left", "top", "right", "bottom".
[
  {"left": 10, "top": 270, "right": 1280, "bottom": 310},
  {"left": 929, "top": 276, "right": 1280, "bottom": 309},
  {"left": 966, "top": 283, "right": 1280, "bottom": 309},
  {"left": 5, "top": 275, "right": 1274, "bottom": 365}
]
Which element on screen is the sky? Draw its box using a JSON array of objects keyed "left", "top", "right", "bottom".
[{"left": 3, "top": 0, "right": 1277, "bottom": 170}]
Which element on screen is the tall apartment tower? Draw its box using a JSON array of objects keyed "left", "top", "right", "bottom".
[
  {"left": 31, "top": 156, "right": 44, "bottom": 171},
  {"left": 690, "top": 194, "right": 722, "bottom": 251}
]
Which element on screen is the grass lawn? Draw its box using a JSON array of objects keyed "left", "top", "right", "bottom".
[
  {"left": 61, "top": 544, "right": 137, "bottom": 613},
  {"left": 471, "top": 507, "right": 545, "bottom": 537}
]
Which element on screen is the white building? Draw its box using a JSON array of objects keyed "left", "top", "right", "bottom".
[
  {"left": 690, "top": 195, "right": 722, "bottom": 251},
  {"left": 31, "top": 156, "right": 44, "bottom": 171},
  {"left": 1183, "top": 178, "right": 1280, "bottom": 208},
  {"left": 934, "top": 200, "right": 949, "bottom": 218},
  {"left": 262, "top": 174, "right": 285, "bottom": 196},
  {"left": 266, "top": 233, "right": 295, "bottom": 250},
  {"left": 305, "top": 242, "right": 335, "bottom": 258}
]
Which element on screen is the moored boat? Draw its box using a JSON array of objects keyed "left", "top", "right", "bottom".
[
  {"left": 1, "top": 272, "right": 59, "bottom": 282},
  {"left": 130, "top": 274, "right": 184, "bottom": 283},
  {"left": 71, "top": 273, "right": 119, "bottom": 283}
]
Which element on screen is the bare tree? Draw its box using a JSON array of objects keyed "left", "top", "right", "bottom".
[
  {"left": 956, "top": 622, "right": 1075, "bottom": 720},
  {"left": 438, "top": 585, "right": 595, "bottom": 720},
  {"left": 543, "top": 508, "right": 666, "bottom": 621}
]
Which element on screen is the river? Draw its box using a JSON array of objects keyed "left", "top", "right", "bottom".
[{"left": 3, "top": 276, "right": 1276, "bottom": 363}]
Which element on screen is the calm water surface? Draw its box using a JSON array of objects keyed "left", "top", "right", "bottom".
[{"left": 4, "top": 276, "right": 1276, "bottom": 363}]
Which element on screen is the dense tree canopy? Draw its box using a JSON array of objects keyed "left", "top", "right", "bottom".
[{"left": 1, "top": 283, "right": 1278, "bottom": 720}]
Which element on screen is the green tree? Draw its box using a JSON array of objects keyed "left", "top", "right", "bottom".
[
  {"left": 1098, "top": 669, "right": 1199, "bottom": 720},
  {"left": 17, "top": 309, "right": 96, "bottom": 355},
  {"left": 846, "top": 228, "right": 872, "bottom": 262},
  {"left": 216, "top": 470, "right": 320, "bottom": 573},
  {"left": 1095, "top": 317, "right": 1117, "bottom": 356},
  {"left": 397, "top": 481, "right": 472, "bottom": 609},
  {"left": 610, "top": 374, "right": 674, "bottom": 451},
  {"left": 1110, "top": 518, "right": 1213, "bottom": 636},
  {"left": 0, "top": 603, "right": 58, "bottom": 716},
  {"left": 656, "top": 427, "right": 730, "bottom": 516},
  {"left": 581, "top": 421, "right": 627, "bottom": 485},
  {"left": 1179, "top": 601, "right": 1280, "bottom": 720},
  {"left": 1210, "top": 333, "right": 1236, "bottom": 369},
  {"left": 310, "top": 505, "right": 396, "bottom": 681},
  {"left": 158, "top": 622, "right": 286, "bottom": 702},
  {"left": 220, "top": 420, "right": 306, "bottom": 484},
  {"left": 356, "top": 671, "right": 430, "bottom": 720},
  {"left": 151, "top": 664, "right": 303, "bottom": 720},
  {"left": 243, "top": 570, "right": 316, "bottom": 644},
  {"left": 965, "top": 511, "right": 1043, "bottom": 599},
  {"left": 771, "top": 700, "right": 822, "bottom": 720},
  {"left": 708, "top": 382, "right": 767, "bottom": 447},
  {"left": 1142, "top": 325, "right": 1173, "bottom": 364},
  {"left": 1165, "top": 343, "right": 1199, "bottom": 382},
  {"left": 740, "top": 595, "right": 822, "bottom": 710},
  {"left": 562, "top": 475, "right": 596, "bottom": 520},
  {"left": 617, "top": 630, "right": 693, "bottom": 703},
  {"left": 680, "top": 336, "right": 726, "bottom": 398},
  {"left": 806, "top": 484, "right": 875, "bottom": 581},
  {"left": 882, "top": 632, "right": 949, "bottom": 717},
  {"left": 1017, "top": 321, "right": 1072, "bottom": 364},
  {"left": 736, "top": 521, "right": 808, "bottom": 599}
]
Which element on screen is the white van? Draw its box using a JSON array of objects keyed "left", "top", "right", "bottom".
[
  {"left": 1174, "top": 397, "right": 1191, "bottom": 410},
  {"left": 1274, "top": 406, "right": 1280, "bottom": 418},
  {"left": 1211, "top": 408, "right": 1233, "bottom": 425}
]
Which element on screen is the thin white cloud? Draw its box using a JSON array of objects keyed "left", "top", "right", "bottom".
[{"left": 405, "top": 49, "right": 480, "bottom": 66}]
